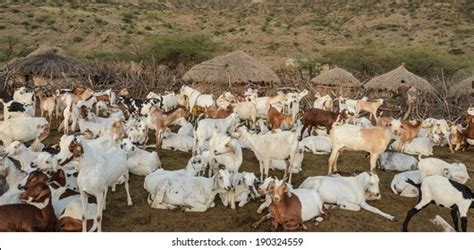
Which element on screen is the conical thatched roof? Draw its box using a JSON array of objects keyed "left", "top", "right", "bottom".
[
  {"left": 365, "top": 64, "right": 435, "bottom": 93},
  {"left": 449, "top": 76, "right": 474, "bottom": 97},
  {"left": 5, "top": 46, "right": 93, "bottom": 79},
  {"left": 183, "top": 50, "right": 280, "bottom": 85},
  {"left": 310, "top": 66, "right": 362, "bottom": 87}
]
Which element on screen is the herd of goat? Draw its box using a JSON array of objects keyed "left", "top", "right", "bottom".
[{"left": 0, "top": 84, "right": 472, "bottom": 232}]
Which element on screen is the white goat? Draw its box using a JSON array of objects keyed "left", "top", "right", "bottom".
[
  {"left": 143, "top": 152, "right": 209, "bottom": 205},
  {"left": 180, "top": 86, "right": 215, "bottom": 111},
  {"left": 148, "top": 169, "right": 232, "bottom": 212},
  {"left": 389, "top": 135, "right": 441, "bottom": 160},
  {"left": 270, "top": 143, "right": 304, "bottom": 173},
  {"left": 313, "top": 94, "right": 333, "bottom": 111},
  {"left": 220, "top": 171, "right": 259, "bottom": 209},
  {"left": 4, "top": 141, "right": 40, "bottom": 171},
  {"left": 74, "top": 137, "right": 132, "bottom": 232},
  {"left": 120, "top": 138, "right": 161, "bottom": 176},
  {"left": 0, "top": 117, "right": 49, "bottom": 149},
  {"left": 328, "top": 120, "right": 402, "bottom": 174},
  {"left": 232, "top": 99, "right": 258, "bottom": 129},
  {"left": 402, "top": 175, "right": 474, "bottom": 232},
  {"left": 299, "top": 172, "right": 395, "bottom": 221},
  {"left": 194, "top": 113, "right": 240, "bottom": 150},
  {"left": 300, "top": 136, "right": 332, "bottom": 155},
  {"left": 208, "top": 133, "right": 243, "bottom": 175},
  {"left": 390, "top": 170, "right": 421, "bottom": 197},
  {"left": 418, "top": 158, "right": 470, "bottom": 184},
  {"left": 377, "top": 151, "right": 418, "bottom": 172},
  {"left": 231, "top": 126, "right": 298, "bottom": 183},
  {"left": 161, "top": 129, "right": 194, "bottom": 152}
]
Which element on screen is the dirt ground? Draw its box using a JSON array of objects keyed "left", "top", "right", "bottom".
[
  {"left": 97, "top": 145, "right": 473, "bottom": 232},
  {"left": 41, "top": 123, "right": 474, "bottom": 232}
]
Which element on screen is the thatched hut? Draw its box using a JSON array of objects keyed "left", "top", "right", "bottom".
[
  {"left": 183, "top": 50, "right": 280, "bottom": 87},
  {"left": 309, "top": 66, "right": 362, "bottom": 95},
  {"left": 364, "top": 64, "right": 435, "bottom": 93},
  {"left": 3, "top": 46, "right": 93, "bottom": 88},
  {"left": 449, "top": 76, "right": 474, "bottom": 97}
]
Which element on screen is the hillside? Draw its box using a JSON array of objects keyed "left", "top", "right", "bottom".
[{"left": 0, "top": 0, "right": 473, "bottom": 69}]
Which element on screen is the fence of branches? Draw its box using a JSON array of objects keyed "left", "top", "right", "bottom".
[{"left": 1, "top": 62, "right": 471, "bottom": 121}]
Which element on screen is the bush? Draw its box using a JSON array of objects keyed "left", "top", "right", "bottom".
[
  {"left": 315, "top": 47, "right": 469, "bottom": 80},
  {"left": 72, "top": 36, "right": 83, "bottom": 43},
  {"left": 143, "top": 32, "right": 221, "bottom": 67},
  {"left": 83, "top": 50, "right": 136, "bottom": 62},
  {"left": 122, "top": 13, "right": 134, "bottom": 24}
]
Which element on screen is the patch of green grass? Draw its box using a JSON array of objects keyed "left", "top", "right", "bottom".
[
  {"left": 72, "top": 36, "right": 83, "bottom": 43},
  {"left": 122, "top": 13, "right": 135, "bottom": 24},
  {"left": 143, "top": 32, "right": 222, "bottom": 67},
  {"left": 266, "top": 42, "right": 280, "bottom": 52},
  {"left": 95, "top": 17, "right": 108, "bottom": 26}
]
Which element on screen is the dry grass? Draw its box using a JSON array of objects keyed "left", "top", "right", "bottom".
[{"left": 0, "top": 2, "right": 472, "bottom": 68}]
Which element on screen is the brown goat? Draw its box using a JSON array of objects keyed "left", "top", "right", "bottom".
[
  {"left": 204, "top": 105, "right": 233, "bottom": 119},
  {"left": 449, "top": 123, "right": 465, "bottom": 152},
  {"left": 0, "top": 182, "right": 56, "bottom": 232},
  {"left": 268, "top": 180, "right": 306, "bottom": 231},
  {"left": 20, "top": 169, "right": 50, "bottom": 190},
  {"left": 95, "top": 88, "right": 129, "bottom": 103},
  {"left": 375, "top": 116, "right": 393, "bottom": 127},
  {"left": 464, "top": 114, "right": 474, "bottom": 147},
  {"left": 396, "top": 120, "right": 423, "bottom": 152},
  {"left": 267, "top": 105, "right": 294, "bottom": 130},
  {"left": 36, "top": 89, "right": 56, "bottom": 123},
  {"left": 357, "top": 99, "right": 384, "bottom": 122},
  {"left": 148, "top": 105, "right": 190, "bottom": 150},
  {"left": 56, "top": 217, "right": 94, "bottom": 232},
  {"left": 299, "top": 108, "right": 352, "bottom": 139}
]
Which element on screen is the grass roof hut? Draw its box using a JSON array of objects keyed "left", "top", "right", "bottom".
[
  {"left": 364, "top": 64, "right": 435, "bottom": 93},
  {"left": 448, "top": 76, "right": 474, "bottom": 97},
  {"left": 183, "top": 50, "right": 280, "bottom": 88},
  {"left": 4, "top": 46, "right": 93, "bottom": 88},
  {"left": 309, "top": 66, "right": 362, "bottom": 95}
]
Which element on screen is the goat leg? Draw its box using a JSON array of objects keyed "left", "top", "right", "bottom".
[{"left": 253, "top": 213, "right": 271, "bottom": 228}]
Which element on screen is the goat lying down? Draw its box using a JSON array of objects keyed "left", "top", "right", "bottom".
[
  {"left": 253, "top": 178, "right": 326, "bottom": 230},
  {"left": 147, "top": 169, "right": 232, "bottom": 212},
  {"left": 377, "top": 151, "right": 418, "bottom": 172},
  {"left": 299, "top": 172, "right": 395, "bottom": 221},
  {"left": 391, "top": 171, "right": 422, "bottom": 198}
]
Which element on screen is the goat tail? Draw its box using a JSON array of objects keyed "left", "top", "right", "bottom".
[
  {"left": 405, "top": 178, "right": 421, "bottom": 189},
  {"left": 405, "top": 178, "right": 422, "bottom": 202}
]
